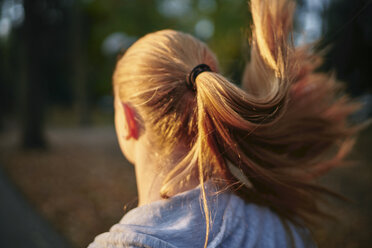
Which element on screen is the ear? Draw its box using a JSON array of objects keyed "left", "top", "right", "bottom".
[{"left": 122, "top": 102, "right": 139, "bottom": 140}]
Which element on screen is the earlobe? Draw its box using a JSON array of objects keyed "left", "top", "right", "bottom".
[{"left": 122, "top": 102, "right": 139, "bottom": 140}]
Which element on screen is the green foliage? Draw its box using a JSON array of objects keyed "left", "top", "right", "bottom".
[{"left": 81, "top": 0, "right": 252, "bottom": 98}]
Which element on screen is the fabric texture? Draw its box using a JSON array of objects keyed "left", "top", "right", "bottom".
[{"left": 88, "top": 183, "right": 316, "bottom": 248}]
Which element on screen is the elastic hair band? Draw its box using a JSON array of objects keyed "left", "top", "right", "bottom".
[{"left": 187, "top": 64, "right": 212, "bottom": 91}]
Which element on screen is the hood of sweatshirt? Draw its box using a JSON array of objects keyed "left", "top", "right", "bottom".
[{"left": 88, "top": 182, "right": 315, "bottom": 248}]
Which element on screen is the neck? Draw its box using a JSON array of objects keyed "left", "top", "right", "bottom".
[
  {"left": 134, "top": 149, "right": 165, "bottom": 206},
  {"left": 133, "top": 138, "right": 199, "bottom": 206}
]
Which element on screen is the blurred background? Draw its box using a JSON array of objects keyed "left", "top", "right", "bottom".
[{"left": 0, "top": 0, "right": 371, "bottom": 247}]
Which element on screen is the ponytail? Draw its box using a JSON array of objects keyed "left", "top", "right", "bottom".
[
  {"left": 161, "top": 1, "right": 361, "bottom": 245},
  {"left": 115, "top": 0, "right": 362, "bottom": 246}
]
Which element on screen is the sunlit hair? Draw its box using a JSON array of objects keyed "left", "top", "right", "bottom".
[{"left": 113, "top": 0, "right": 361, "bottom": 247}]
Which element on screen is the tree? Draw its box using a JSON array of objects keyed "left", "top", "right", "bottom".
[
  {"left": 320, "top": 0, "right": 372, "bottom": 96},
  {"left": 21, "top": 0, "right": 71, "bottom": 148}
]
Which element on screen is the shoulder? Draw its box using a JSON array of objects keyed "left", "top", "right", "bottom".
[
  {"left": 215, "top": 194, "right": 316, "bottom": 248},
  {"left": 87, "top": 224, "right": 178, "bottom": 248},
  {"left": 87, "top": 186, "right": 207, "bottom": 248}
]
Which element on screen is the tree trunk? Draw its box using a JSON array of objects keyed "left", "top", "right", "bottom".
[
  {"left": 71, "top": 2, "right": 91, "bottom": 126},
  {"left": 21, "top": 0, "right": 48, "bottom": 149}
]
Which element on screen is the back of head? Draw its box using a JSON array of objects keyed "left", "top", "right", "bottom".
[
  {"left": 113, "top": 0, "right": 362, "bottom": 246},
  {"left": 113, "top": 30, "right": 218, "bottom": 153}
]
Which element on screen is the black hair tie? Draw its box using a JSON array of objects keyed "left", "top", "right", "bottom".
[{"left": 186, "top": 64, "right": 212, "bottom": 91}]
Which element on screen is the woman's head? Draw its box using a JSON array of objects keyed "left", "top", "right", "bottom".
[
  {"left": 113, "top": 1, "right": 361, "bottom": 245},
  {"left": 113, "top": 30, "right": 218, "bottom": 154}
]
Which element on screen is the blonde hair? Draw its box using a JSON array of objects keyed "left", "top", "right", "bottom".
[{"left": 113, "top": 0, "right": 361, "bottom": 246}]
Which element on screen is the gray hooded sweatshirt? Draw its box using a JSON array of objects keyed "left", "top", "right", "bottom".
[{"left": 88, "top": 183, "right": 316, "bottom": 248}]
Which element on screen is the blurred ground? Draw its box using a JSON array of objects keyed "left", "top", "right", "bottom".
[
  {"left": 0, "top": 125, "right": 137, "bottom": 247},
  {"left": 0, "top": 124, "right": 371, "bottom": 248},
  {"left": 314, "top": 124, "right": 372, "bottom": 248},
  {"left": 0, "top": 165, "right": 71, "bottom": 248}
]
